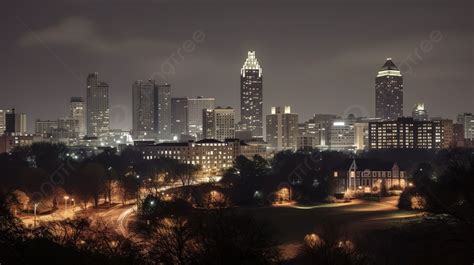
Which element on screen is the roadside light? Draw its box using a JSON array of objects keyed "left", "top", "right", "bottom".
[
  {"left": 408, "top": 182, "right": 414, "bottom": 187},
  {"left": 136, "top": 175, "right": 140, "bottom": 179},
  {"left": 358, "top": 186, "right": 363, "bottom": 190},
  {"left": 64, "top": 196, "right": 70, "bottom": 213},
  {"left": 150, "top": 200, "right": 155, "bottom": 206}
]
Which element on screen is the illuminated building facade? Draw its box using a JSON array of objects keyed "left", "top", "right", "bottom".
[
  {"left": 35, "top": 119, "right": 58, "bottom": 137},
  {"left": 375, "top": 58, "right": 403, "bottom": 120},
  {"left": 86, "top": 72, "right": 110, "bottom": 138},
  {"left": 457, "top": 113, "right": 474, "bottom": 140},
  {"left": 4, "top": 109, "right": 27, "bottom": 135},
  {"left": 369, "top": 117, "right": 443, "bottom": 149},
  {"left": 132, "top": 80, "right": 156, "bottom": 140},
  {"left": 329, "top": 117, "right": 356, "bottom": 151},
  {"left": 0, "top": 109, "right": 12, "bottom": 135},
  {"left": 0, "top": 134, "right": 34, "bottom": 153},
  {"left": 412, "top": 103, "right": 429, "bottom": 121},
  {"left": 137, "top": 139, "right": 236, "bottom": 175},
  {"left": 154, "top": 83, "right": 172, "bottom": 141},
  {"left": 240, "top": 51, "right": 263, "bottom": 138},
  {"left": 171, "top": 98, "right": 189, "bottom": 140},
  {"left": 70, "top": 97, "right": 86, "bottom": 138},
  {"left": 333, "top": 159, "right": 407, "bottom": 194},
  {"left": 187, "top": 97, "right": 215, "bottom": 139},
  {"left": 203, "top": 107, "right": 235, "bottom": 141},
  {"left": 266, "top": 106, "right": 299, "bottom": 151}
]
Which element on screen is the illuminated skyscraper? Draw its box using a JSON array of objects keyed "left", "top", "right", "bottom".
[
  {"left": 457, "top": 113, "right": 474, "bottom": 140},
  {"left": 70, "top": 97, "right": 86, "bottom": 137},
  {"left": 132, "top": 80, "right": 156, "bottom": 140},
  {"left": 203, "top": 107, "right": 235, "bottom": 141},
  {"left": 154, "top": 83, "right": 171, "bottom": 141},
  {"left": 86, "top": 72, "right": 109, "bottom": 137},
  {"left": 412, "top": 103, "right": 429, "bottom": 121},
  {"left": 187, "top": 97, "right": 215, "bottom": 138},
  {"left": 0, "top": 109, "right": 12, "bottom": 135},
  {"left": 240, "top": 51, "right": 263, "bottom": 138},
  {"left": 375, "top": 58, "right": 403, "bottom": 120},
  {"left": 171, "top": 98, "right": 188, "bottom": 139},
  {"left": 4, "top": 109, "right": 27, "bottom": 134},
  {"left": 266, "top": 106, "right": 298, "bottom": 151}
]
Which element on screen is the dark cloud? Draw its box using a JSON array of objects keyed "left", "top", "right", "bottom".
[{"left": 18, "top": 16, "right": 174, "bottom": 54}]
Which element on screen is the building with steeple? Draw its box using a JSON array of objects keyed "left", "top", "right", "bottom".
[
  {"left": 333, "top": 159, "right": 408, "bottom": 194},
  {"left": 240, "top": 51, "right": 263, "bottom": 139},
  {"left": 375, "top": 58, "right": 403, "bottom": 120}
]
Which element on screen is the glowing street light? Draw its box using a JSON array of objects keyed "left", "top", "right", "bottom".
[
  {"left": 33, "top": 203, "right": 39, "bottom": 228},
  {"left": 64, "top": 196, "right": 70, "bottom": 213}
]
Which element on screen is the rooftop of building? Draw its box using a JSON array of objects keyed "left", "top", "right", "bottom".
[
  {"left": 380, "top": 58, "right": 399, "bottom": 71},
  {"left": 335, "top": 158, "right": 403, "bottom": 172}
]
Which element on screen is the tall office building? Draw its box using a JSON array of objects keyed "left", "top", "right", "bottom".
[
  {"left": 457, "top": 113, "right": 474, "bottom": 140},
  {"left": 432, "top": 118, "right": 454, "bottom": 149},
  {"left": 70, "top": 97, "right": 86, "bottom": 137},
  {"left": 0, "top": 109, "right": 12, "bottom": 134},
  {"left": 55, "top": 117, "right": 80, "bottom": 140},
  {"left": 309, "top": 114, "right": 339, "bottom": 148},
  {"left": 16, "top": 113, "right": 27, "bottom": 134},
  {"left": 412, "top": 103, "right": 429, "bottom": 121},
  {"left": 171, "top": 98, "right": 188, "bottom": 140},
  {"left": 354, "top": 122, "right": 369, "bottom": 151},
  {"left": 187, "top": 97, "right": 215, "bottom": 138},
  {"left": 329, "top": 116, "right": 356, "bottom": 151},
  {"left": 5, "top": 109, "right": 27, "bottom": 134},
  {"left": 240, "top": 51, "right": 263, "bottom": 138},
  {"left": 266, "top": 106, "right": 298, "bottom": 151},
  {"left": 132, "top": 80, "right": 156, "bottom": 140},
  {"left": 297, "top": 122, "right": 319, "bottom": 150},
  {"left": 154, "top": 83, "right": 171, "bottom": 141},
  {"left": 375, "top": 58, "right": 403, "bottom": 120},
  {"left": 203, "top": 107, "right": 235, "bottom": 141},
  {"left": 453, "top": 123, "right": 466, "bottom": 147},
  {"left": 86, "top": 72, "right": 110, "bottom": 137},
  {"left": 35, "top": 119, "right": 58, "bottom": 137}
]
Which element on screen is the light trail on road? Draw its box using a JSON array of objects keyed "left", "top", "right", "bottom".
[{"left": 117, "top": 206, "right": 136, "bottom": 237}]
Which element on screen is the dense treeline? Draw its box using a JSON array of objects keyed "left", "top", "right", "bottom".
[
  {"left": 0, "top": 143, "right": 200, "bottom": 213},
  {"left": 0, "top": 142, "right": 461, "bottom": 211},
  {"left": 398, "top": 148, "right": 474, "bottom": 224},
  {"left": 222, "top": 150, "right": 351, "bottom": 204}
]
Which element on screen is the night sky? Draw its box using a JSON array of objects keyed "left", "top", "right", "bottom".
[{"left": 1, "top": 0, "right": 472, "bottom": 132}]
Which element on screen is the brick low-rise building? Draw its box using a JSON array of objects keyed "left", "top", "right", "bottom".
[{"left": 333, "top": 159, "right": 408, "bottom": 194}]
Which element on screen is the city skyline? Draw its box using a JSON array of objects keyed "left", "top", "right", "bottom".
[
  {"left": 1, "top": 0, "right": 472, "bottom": 132},
  {"left": 0, "top": 2, "right": 473, "bottom": 264}
]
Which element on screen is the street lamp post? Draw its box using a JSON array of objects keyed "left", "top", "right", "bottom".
[
  {"left": 64, "top": 196, "right": 70, "bottom": 214},
  {"left": 33, "top": 203, "right": 39, "bottom": 228}
]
